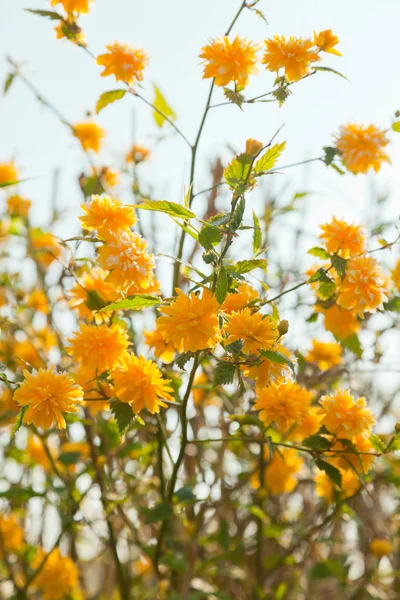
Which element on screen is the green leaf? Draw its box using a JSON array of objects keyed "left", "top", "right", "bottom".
[
  {"left": 4, "top": 73, "right": 15, "bottom": 95},
  {"left": 384, "top": 296, "right": 400, "bottom": 312},
  {"left": 198, "top": 225, "right": 222, "bottom": 249},
  {"left": 215, "top": 266, "right": 228, "bottom": 304},
  {"left": 311, "top": 560, "right": 348, "bottom": 581},
  {"left": 143, "top": 501, "right": 173, "bottom": 524},
  {"left": 230, "top": 196, "right": 246, "bottom": 231},
  {"left": 101, "top": 294, "right": 160, "bottom": 312},
  {"left": 109, "top": 400, "right": 135, "bottom": 435},
  {"left": 223, "top": 87, "right": 245, "bottom": 108},
  {"left": 233, "top": 259, "right": 268, "bottom": 275},
  {"left": 174, "top": 486, "right": 196, "bottom": 503},
  {"left": 323, "top": 146, "right": 340, "bottom": 166},
  {"left": 58, "top": 452, "right": 81, "bottom": 466},
  {"left": 95, "top": 89, "right": 126, "bottom": 114},
  {"left": 11, "top": 406, "right": 28, "bottom": 439},
  {"left": 308, "top": 268, "right": 329, "bottom": 284},
  {"left": 342, "top": 334, "right": 363, "bottom": 358},
  {"left": 0, "top": 180, "right": 20, "bottom": 188},
  {"left": 315, "top": 459, "right": 342, "bottom": 488},
  {"left": 0, "top": 487, "right": 45, "bottom": 501},
  {"left": 85, "top": 289, "right": 108, "bottom": 311},
  {"left": 25, "top": 8, "right": 64, "bottom": 20},
  {"left": 254, "top": 142, "right": 286, "bottom": 174},
  {"left": 252, "top": 210, "right": 262, "bottom": 254},
  {"left": 175, "top": 352, "right": 195, "bottom": 370},
  {"left": 135, "top": 200, "right": 195, "bottom": 220},
  {"left": 308, "top": 246, "right": 330, "bottom": 260},
  {"left": 306, "top": 312, "right": 319, "bottom": 323},
  {"left": 331, "top": 254, "right": 347, "bottom": 280},
  {"left": 213, "top": 362, "right": 236, "bottom": 387},
  {"left": 369, "top": 433, "right": 386, "bottom": 454},
  {"left": 259, "top": 350, "right": 295, "bottom": 374},
  {"left": 313, "top": 66, "right": 348, "bottom": 80},
  {"left": 316, "top": 281, "right": 336, "bottom": 301},
  {"left": 152, "top": 84, "right": 176, "bottom": 128},
  {"left": 224, "top": 154, "right": 253, "bottom": 196},
  {"left": 302, "top": 435, "right": 332, "bottom": 452},
  {"left": 392, "top": 121, "right": 400, "bottom": 133}
]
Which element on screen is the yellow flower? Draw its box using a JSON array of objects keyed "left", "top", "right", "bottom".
[
  {"left": 0, "top": 514, "right": 24, "bottom": 557},
  {"left": 254, "top": 381, "right": 312, "bottom": 432},
  {"left": 262, "top": 35, "right": 319, "bottom": 82},
  {"left": 144, "top": 328, "right": 175, "bottom": 363},
  {"left": 69, "top": 267, "right": 119, "bottom": 321},
  {"left": 97, "top": 229, "right": 156, "bottom": 293},
  {"left": 224, "top": 308, "right": 277, "bottom": 355},
  {"left": 392, "top": 259, "right": 400, "bottom": 291},
  {"left": 199, "top": 35, "right": 258, "bottom": 87},
  {"left": 0, "top": 386, "right": 19, "bottom": 426},
  {"left": 315, "top": 468, "right": 360, "bottom": 503},
  {"left": 243, "top": 342, "right": 294, "bottom": 388},
  {"left": 51, "top": 0, "right": 92, "bottom": 14},
  {"left": 369, "top": 539, "right": 394, "bottom": 557},
  {"left": 245, "top": 139, "right": 264, "bottom": 157},
  {"left": 13, "top": 339, "right": 45, "bottom": 370},
  {"left": 30, "top": 229, "right": 62, "bottom": 268},
  {"left": 288, "top": 406, "right": 323, "bottom": 442},
  {"left": 319, "top": 217, "right": 365, "bottom": 259},
  {"left": 157, "top": 289, "right": 220, "bottom": 353},
  {"left": 252, "top": 448, "right": 303, "bottom": 495},
  {"left": 74, "top": 365, "right": 111, "bottom": 415},
  {"left": 0, "top": 161, "right": 18, "bottom": 185},
  {"left": 319, "top": 389, "right": 375, "bottom": 439},
  {"left": 26, "top": 435, "right": 57, "bottom": 471},
  {"left": 97, "top": 166, "right": 120, "bottom": 187},
  {"left": 335, "top": 123, "right": 390, "bottom": 174},
  {"left": 33, "top": 547, "right": 79, "bottom": 600},
  {"left": 314, "top": 30, "right": 341, "bottom": 55},
  {"left": 318, "top": 305, "right": 360, "bottom": 340},
  {"left": 329, "top": 435, "right": 374, "bottom": 474},
  {"left": 305, "top": 339, "right": 342, "bottom": 371},
  {"left": 14, "top": 367, "right": 83, "bottom": 430},
  {"left": 112, "top": 353, "right": 174, "bottom": 414},
  {"left": 73, "top": 122, "right": 105, "bottom": 153},
  {"left": 97, "top": 42, "right": 148, "bottom": 84},
  {"left": 221, "top": 283, "right": 258, "bottom": 314},
  {"left": 68, "top": 323, "right": 129, "bottom": 373},
  {"left": 336, "top": 256, "right": 388, "bottom": 317},
  {"left": 80, "top": 194, "right": 136, "bottom": 236},
  {"left": 126, "top": 144, "right": 151, "bottom": 164},
  {"left": 25, "top": 290, "right": 49, "bottom": 314},
  {"left": 7, "top": 195, "right": 31, "bottom": 218}
]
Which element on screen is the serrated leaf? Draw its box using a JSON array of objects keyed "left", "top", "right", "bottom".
[
  {"left": 369, "top": 433, "right": 386, "bottom": 453},
  {"left": 95, "top": 89, "right": 126, "bottom": 114},
  {"left": 233, "top": 259, "right": 267, "bottom": 275},
  {"left": 101, "top": 294, "right": 160, "bottom": 312},
  {"left": 153, "top": 84, "right": 176, "bottom": 128},
  {"left": 303, "top": 435, "right": 331, "bottom": 451},
  {"left": 135, "top": 200, "right": 195, "bottom": 220},
  {"left": 175, "top": 352, "right": 195, "bottom": 371},
  {"left": 223, "top": 88, "right": 245, "bottom": 108},
  {"left": 316, "top": 281, "right": 336, "bottom": 301},
  {"left": 215, "top": 266, "right": 228, "bottom": 304},
  {"left": 230, "top": 197, "right": 246, "bottom": 231},
  {"left": 25, "top": 8, "right": 64, "bottom": 20},
  {"left": 315, "top": 458, "right": 342, "bottom": 488},
  {"left": 273, "top": 85, "right": 291, "bottom": 106},
  {"left": 308, "top": 246, "right": 330, "bottom": 259},
  {"left": 213, "top": 362, "right": 236, "bottom": 387},
  {"left": 109, "top": 400, "right": 135, "bottom": 435},
  {"left": 259, "top": 350, "right": 295, "bottom": 374},
  {"left": 254, "top": 142, "right": 286, "bottom": 174},
  {"left": 4, "top": 73, "right": 15, "bottom": 95},
  {"left": 11, "top": 406, "right": 27, "bottom": 439},
  {"left": 252, "top": 210, "right": 262, "bottom": 254},
  {"left": 198, "top": 225, "right": 222, "bottom": 249},
  {"left": 143, "top": 501, "right": 173, "bottom": 524},
  {"left": 224, "top": 155, "right": 253, "bottom": 196},
  {"left": 313, "top": 65, "right": 348, "bottom": 80},
  {"left": 331, "top": 254, "right": 347, "bottom": 280}
]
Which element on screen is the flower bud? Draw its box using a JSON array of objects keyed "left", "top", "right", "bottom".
[
  {"left": 245, "top": 138, "right": 263, "bottom": 157},
  {"left": 278, "top": 319, "right": 289, "bottom": 337}
]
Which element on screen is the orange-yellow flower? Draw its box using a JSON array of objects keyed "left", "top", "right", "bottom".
[
  {"left": 319, "top": 217, "right": 365, "bottom": 259},
  {"left": 336, "top": 256, "right": 388, "bottom": 317},
  {"left": 0, "top": 514, "right": 24, "bottom": 557},
  {"left": 79, "top": 194, "right": 136, "bottom": 236},
  {"left": 68, "top": 267, "right": 119, "bottom": 321},
  {"left": 7, "top": 195, "right": 31, "bottom": 218},
  {"left": 315, "top": 468, "right": 360, "bottom": 503},
  {"left": 314, "top": 30, "right": 341, "bottom": 55},
  {"left": 25, "top": 290, "right": 49, "bottom": 314},
  {"left": 252, "top": 448, "right": 303, "bottom": 495},
  {"left": 369, "top": 539, "right": 394, "bottom": 557},
  {"left": 51, "top": 0, "right": 92, "bottom": 14},
  {"left": 200, "top": 35, "right": 258, "bottom": 87},
  {"left": 97, "top": 42, "right": 148, "bottom": 84},
  {"left": 0, "top": 161, "right": 18, "bottom": 185},
  {"left": 392, "top": 259, "right": 400, "bottom": 291},
  {"left": 262, "top": 35, "right": 319, "bottom": 82},
  {"left": 74, "top": 365, "right": 112, "bottom": 415},
  {"left": 318, "top": 305, "right": 360, "bottom": 340},
  {"left": 30, "top": 229, "right": 62, "bottom": 268},
  {"left": 97, "top": 166, "right": 120, "bottom": 187},
  {"left": 144, "top": 328, "right": 175, "bottom": 363},
  {"left": 33, "top": 547, "right": 79, "bottom": 600},
  {"left": 243, "top": 342, "right": 294, "bottom": 388},
  {"left": 0, "top": 386, "right": 19, "bottom": 426},
  {"left": 221, "top": 283, "right": 258, "bottom": 314},
  {"left": 245, "top": 139, "right": 264, "bottom": 157},
  {"left": 68, "top": 323, "right": 129, "bottom": 373},
  {"left": 73, "top": 122, "right": 105, "bottom": 153},
  {"left": 97, "top": 229, "right": 156, "bottom": 293},
  {"left": 224, "top": 308, "right": 277, "bottom": 355},
  {"left": 329, "top": 435, "right": 374, "bottom": 474},
  {"left": 14, "top": 367, "right": 83, "bottom": 430},
  {"left": 319, "top": 389, "right": 375, "bottom": 439},
  {"left": 305, "top": 339, "right": 342, "bottom": 371},
  {"left": 126, "top": 144, "right": 150, "bottom": 164},
  {"left": 335, "top": 124, "right": 390, "bottom": 174},
  {"left": 157, "top": 288, "right": 220, "bottom": 353},
  {"left": 112, "top": 353, "right": 174, "bottom": 414},
  {"left": 254, "top": 381, "right": 312, "bottom": 431},
  {"left": 288, "top": 406, "right": 323, "bottom": 442}
]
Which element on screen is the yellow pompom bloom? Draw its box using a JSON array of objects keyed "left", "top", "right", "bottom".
[
  {"left": 97, "top": 42, "right": 148, "bottom": 84},
  {"left": 314, "top": 30, "right": 341, "bottom": 55},
  {"left": 7, "top": 195, "right": 31, "bottom": 218},
  {"left": 288, "top": 406, "right": 323, "bottom": 442},
  {"left": 144, "top": 328, "right": 175, "bottom": 363},
  {"left": 0, "top": 161, "right": 18, "bottom": 185},
  {"left": 319, "top": 217, "right": 365, "bottom": 259},
  {"left": 69, "top": 267, "right": 119, "bottom": 321},
  {"left": 336, "top": 256, "right": 388, "bottom": 317},
  {"left": 51, "top": 0, "right": 93, "bottom": 15},
  {"left": 25, "top": 290, "right": 49, "bottom": 314},
  {"left": 97, "top": 229, "right": 156, "bottom": 293},
  {"left": 33, "top": 547, "right": 79, "bottom": 600},
  {"left": 80, "top": 194, "right": 136, "bottom": 236},
  {"left": 221, "top": 283, "right": 259, "bottom": 314},
  {"left": 262, "top": 35, "right": 319, "bottom": 82},
  {"left": 315, "top": 468, "right": 360, "bottom": 503},
  {"left": 335, "top": 123, "right": 390, "bottom": 174},
  {"left": 68, "top": 323, "right": 129, "bottom": 373},
  {"left": 254, "top": 381, "right": 312, "bottom": 431},
  {"left": 200, "top": 35, "right": 259, "bottom": 87},
  {"left": 112, "top": 353, "right": 174, "bottom": 414},
  {"left": 30, "top": 229, "right": 62, "bottom": 268},
  {"left": 224, "top": 308, "right": 277, "bottom": 355},
  {"left": 318, "top": 305, "right": 360, "bottom": 340},
  {"left": 157, "top": 289, "right": 220, "bottom": 353},
  {"left": 392, "top": 259, "right": 400, "bottom": 291},
  {"left": 14, "top": 367, "right": 83, "bottom": 430},
  {"left": 73, "top": 122, "right": 105, "bottom": 153},
  {"left": 305, "top": 339, "right": 342, "bottom": 371},
  {"left": 253, "top": 448, "right": 303, "bottom": 495},
  {"left": 0, "top": 386, "right": 19, "bottom": 426},
  {"left": 319, "top": 389, "right": 375, "bottom": 439},
  {"left": 126, "top": 144, "right": 151, "bottom": 164},
  {"left": 0, "top": 514, "right": 24, "bottom": 557},
  {"left": 369, "top": 538, "right": 394, "bottom": 557},
  {"left": 74, "top": 365, "right": 111, "bottom": 415},
  {"left": 243, "top": 342, "right": 294, "bottom": 388}
]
